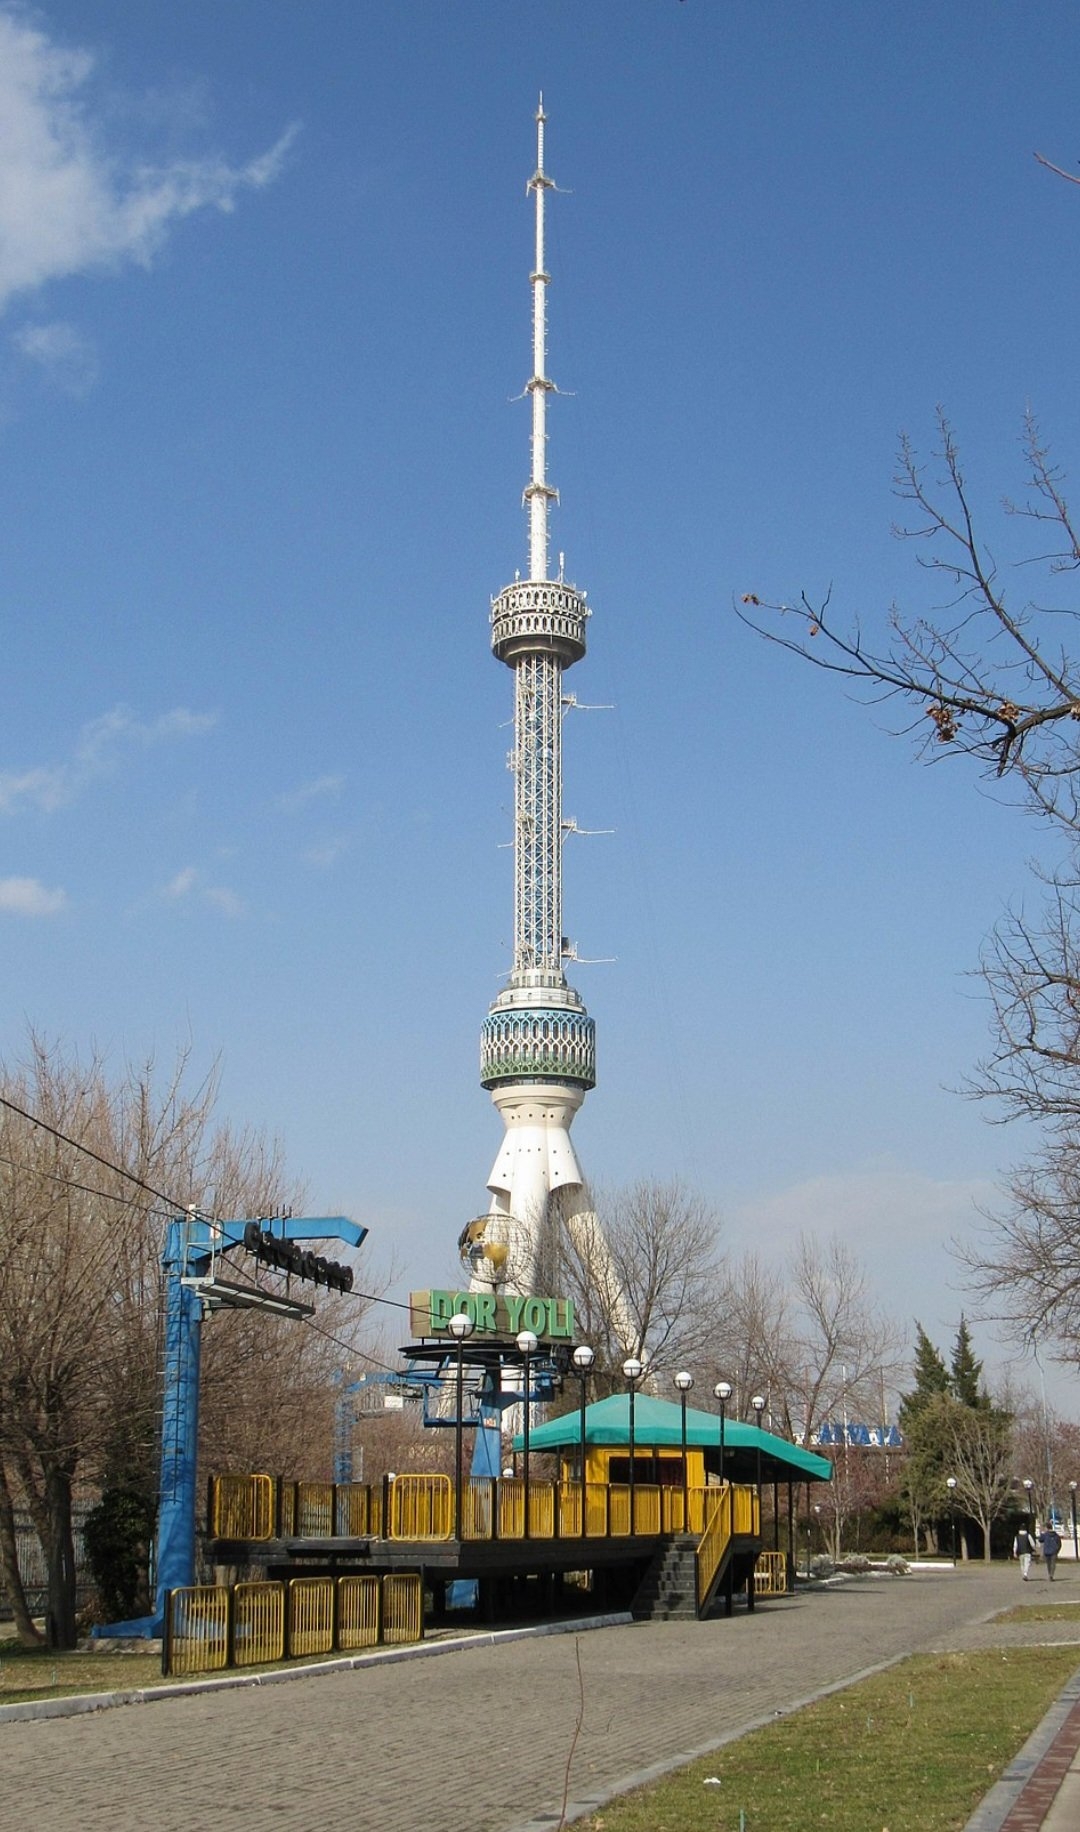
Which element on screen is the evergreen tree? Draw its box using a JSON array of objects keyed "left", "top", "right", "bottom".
[
  {"left": 898, "top": 1323, "right": 949, "bottom": 1434},
  {"left": 950, "top": 1316, "right": 987, "bottom": 1409}
]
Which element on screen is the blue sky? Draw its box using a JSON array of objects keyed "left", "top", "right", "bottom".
[{"left": 3, "top": 1, "right": 1080, "bottom": 1404}]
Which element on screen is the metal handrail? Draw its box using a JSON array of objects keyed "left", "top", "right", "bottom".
[{"left": 696, "top": 1486, "right": 733, "bottom": 1610}]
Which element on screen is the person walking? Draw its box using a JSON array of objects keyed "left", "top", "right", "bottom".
[
  {"left": 1039, "top": 1524, "right": 1063, "bottom": 1579},
  {"left": 1014, "top": 1524, "right": 1037, "bottom": 1579}
]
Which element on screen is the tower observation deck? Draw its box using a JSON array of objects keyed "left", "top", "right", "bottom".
[{"left": 472, "top": 100, "right": 597, "bottom": 1297}]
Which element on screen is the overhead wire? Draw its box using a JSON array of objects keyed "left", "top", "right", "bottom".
[{"left": 0, "top": 1091, "right": 420, "bottom": 1338}]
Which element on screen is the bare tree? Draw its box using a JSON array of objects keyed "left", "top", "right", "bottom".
[
  {"left": 944, "top": 1397, "right": 1014, "bottom": 1561},
  {"left": 551, "top": 1179, "right": 723, "bottom": 1385},
  {"left": 706, "top": 1252, "right": 791, "bottom": 1418},
  {"left": 738, "top": 412, "right": 1080, "bottom": 833},
  {"left": 738, "top": 414, "right": 1080, "bottom": 1371},
  {"left": 712, "top": 1236, "right": 902, "bottom": 1444},
  {"left": 0, "top": 1034, "right": 371, "bottom": 1646}
]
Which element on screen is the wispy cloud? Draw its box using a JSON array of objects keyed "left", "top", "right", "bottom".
[
  {"left": 160, "top": 866, "right": 244, "bottom": 918},
  {"left": 0, "top": 7, "right": 300, "bottom": 318},
  {"left": 0, "top": 704, "right": 218, "bottom": 815},
  {"left": 13, "top": 319, "right": 98, "bottom": 394},
  {"left": 303, "top": 836, "right": 350, "bottom": 869},
  {"left": 204, "top": 885, "right": 244, "bottom": 918},
  {"left": 277, "top": 774, "right": 345, "bottom": 814},
  {"left": 163, "top": 866, "right": 198, "bottom": 900},
  {"left": 0, "top": 875, "right": 66, "bottom": 916}
]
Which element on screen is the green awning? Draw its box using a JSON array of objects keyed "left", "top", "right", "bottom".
[{"left": 513, "top": 1393, "right": 833, "bottom": 1483}]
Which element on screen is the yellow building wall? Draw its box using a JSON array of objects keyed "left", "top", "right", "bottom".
[{"left": 559, "top": 1445, "right": 708, "bottom": 1486}]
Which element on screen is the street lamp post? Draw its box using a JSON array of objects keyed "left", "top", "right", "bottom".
[
  {"left": 674, "top": 1372, "right": 694, "bottom": 1530},
  {"left": 447, "top": 1310, "right": 475, "bottom": 1540},
  {"left": 572, "top": 1344, "right": 595, "bottom": 1525},
  {"left": 751, "top": 1395, "right": 766, "bottom": 1538},
  {"left": 946, "top": 1475, "right": 958, "bottom": 1564},
  {"left": 1023, "top": 1476, "right": 1035, "bottom": 1533},
  {"left": 1070, "top": 1482, "right": 1078, "bottom": 1560},
  {"left": 623, "top": 1356, "right": 643, "bottom": 1531},
  {"left": 516, "top": 1329, "right": 538, "bottom": 1538},
  {"left": 714, "top": 1380, "right": 732, "bottom": 1490}
]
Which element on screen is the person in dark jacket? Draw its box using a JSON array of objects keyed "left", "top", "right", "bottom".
[{"left": 1039, "top": 1525, "right": 1063, "bottom": 1579}]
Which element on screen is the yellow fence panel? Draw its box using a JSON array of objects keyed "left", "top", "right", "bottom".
[
  {"left": 164, "top": 1585, "right": 229, "bottom": 1676},
  {"left": 335, "top": 1484, "right": 371, "bottom": 1537},
  {"left": 608, "top": 1485, "right": 631, "bottom": 1537},
  {"left": 295, "top": 1482, "right": 334, "bottom": 1538},
  {"left": 731, "top": 1484, "right": 759, "bottom": 1535},
  {"left": 584, "top": 1483, "right": 609, "bottom": 1538},
  {"left": 287, "top": 1577, "right": 334, "bottom": 1657},
  {"left": 558, "top": 1483, "right": 583, "bottom": 1538},
  {"left": 382, "top": 1573, "right": 423, "bottom": 1645},
  {"left": 337, "top": 1576, "right": 380, "bottom": 1649},
  {"left": 209, "top": 1474, "right": 275, "bottom": 1541},
  {"left": 754, "top": 1550, "right": 789, "bottom": 1597},
  {"left": 278, "top": 1481, "right": 296, "bottom": 1536},
  {"left": 631, "top": 1487, "right": 661, "bottom": 1536},
  {"left": 461, "top": 1478, "right": 494, "bottom": 1541},
  {"left": 527, "top": 1482, "right": 555, "bottom": 1539},
  {"left": 498, "top": 1478, "right": 525, "bottom": 1539},
  {"left": 390, "top": 1475, "right": 452, "bottom": 1540},
  {"left": 233, "top": 1581, "right": 285, "bottom": 1666}
]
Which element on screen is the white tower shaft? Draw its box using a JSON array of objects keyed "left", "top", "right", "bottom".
[{"left": 476, "top": 100, "right": 596, "bottom": 1297}]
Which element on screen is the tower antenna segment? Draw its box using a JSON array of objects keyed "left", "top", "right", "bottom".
[
  {"left": 469, "top": 100, "right": 597, "bottom": 1298},
  {"left": 526, "top": 93, "right": 556, "bottom": 584}
]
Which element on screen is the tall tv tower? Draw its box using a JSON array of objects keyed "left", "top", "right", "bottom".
[{"left": 467, "top": 99, "right": 597, "bottom": 1298}]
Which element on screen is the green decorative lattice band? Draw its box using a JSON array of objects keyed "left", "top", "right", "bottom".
[{"left": 480, "top": 1006, "right": 596, "bottom": 1089}]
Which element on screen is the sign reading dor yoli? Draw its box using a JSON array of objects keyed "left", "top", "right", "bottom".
[{"left": 410, "top": 1289, "right": 575, "bottom": 1342}]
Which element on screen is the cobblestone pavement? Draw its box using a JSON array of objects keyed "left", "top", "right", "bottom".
[{"left": 2, "top": 1566, "right": 1077, "bottom": 1832}]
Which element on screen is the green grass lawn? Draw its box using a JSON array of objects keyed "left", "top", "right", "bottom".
[
  {"left": 994, "top": 1598, "right": 1080, "bottom": 1624},
  {"left": 0, "top": 1640, "right": 165, "bottom": 1702},
  {"left": 576, "top": 1647, "right": 1080, "bottom": 1832}
]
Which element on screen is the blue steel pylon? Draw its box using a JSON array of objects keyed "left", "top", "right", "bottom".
[{"left": 97, "top": 1207, "right": 366, "bottom": 1638}]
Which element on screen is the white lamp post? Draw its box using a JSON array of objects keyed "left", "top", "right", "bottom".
[
  {"left": 447, "top": 1310, "right": 475, "bottom": 1538},
  {"left": 623, "top": 1356, "right": 644, "bottom": 1530},
  {"left": 674, "top": 1371, "right": 694, "bottom": 1528},
  {"left": 572, "top": 1344, "right": 595, "bottom": 1498},
  {"left": 517, "top": 1329, "right": 539, "bottom": 1537}
]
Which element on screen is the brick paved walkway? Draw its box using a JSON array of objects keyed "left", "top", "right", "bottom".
[{"left": 1, "top": 1566, "right": 1077, "bottom": 1832}]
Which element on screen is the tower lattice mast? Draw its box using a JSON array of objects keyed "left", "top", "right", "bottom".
[{"left": 472, "top": 98, "right": 596, "bottom": 1297}]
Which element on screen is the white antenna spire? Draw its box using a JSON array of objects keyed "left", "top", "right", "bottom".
[{"left": 524, "top": 92, "right": 556, "bottom": 582}]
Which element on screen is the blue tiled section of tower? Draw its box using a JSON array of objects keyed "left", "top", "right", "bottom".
[{"left": 475, "top": 99, "right": 596, "bottom": 1296}]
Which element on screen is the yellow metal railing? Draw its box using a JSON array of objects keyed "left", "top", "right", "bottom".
[
  {"left": 335, "top": 1482, "right": 372, "bottom": 1537},
  {"left": 733, "top": 1485, "right": 759, "bottom": 1535},
  {"left": 287, "top": 1577, "right": 335, "bottom": 1657},
  {"left": 382, "top": 1573, "right": 423, "bottom": 1644},
  {"left": 206, "top": 1471, "right": 763, "bottom": 1562},
  {"left": 233, "top": 1581, "right": 284, "bottom": 1666},
  {"left": 295, "top": 1481, "right": 334, "bottom": 1538},
  {"left": 390, "top": 1473, "right": 452, "bottom": 1540},
  {"left": 337, "top": 1575, "right": 380, "bottom": 1649},
  {"left": 461, "top": 1478, "right": 495, "bottom": 1540},
  {"left": 584, "top": 1481, "right": 610, "bottom": 1537},
  {"left": 694, "top": 1484, "right": 762, "bottom": 1610},
  {"left": 558, "top": 1482, "right": 582, "bottom": 1538},
  {"left": 754, "top": 1550, "right": 789, "bottom": 1597},
  {"left": 209, "top": 1473, "right": 275, "bottom": 1541},
  {"left": 163, "top": 1585, "right": 229, "bottom": 1675},
  {"left": 696, "top": 1487, "right": 733, "bottom": 1611},
  {"left": 163, "top": 1573, "right": 422, "bottom": 1676}
]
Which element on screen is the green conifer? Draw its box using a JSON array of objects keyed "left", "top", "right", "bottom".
[
  {"left": 898, "top": 1322, "right": 950, "bottom": 1433},
  {"left": 950, "top": 1315, "right": 987, "bottom": 1409}
]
